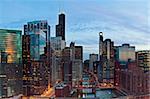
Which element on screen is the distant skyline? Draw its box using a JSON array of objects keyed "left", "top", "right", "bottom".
[{"left": 0, "top": 0, "right": 150, "bottom": 59}]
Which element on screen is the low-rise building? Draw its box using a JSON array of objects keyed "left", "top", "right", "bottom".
[{"left": 55, "top": 83, "right": 70, "bottom": 97}]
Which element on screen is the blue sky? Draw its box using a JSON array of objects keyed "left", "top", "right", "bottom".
[{"left": 0, "top": 0, "right": 150, "bottom": 59}]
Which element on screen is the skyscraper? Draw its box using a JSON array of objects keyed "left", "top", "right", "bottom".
[
  {"left": 102, "top": 39, "right": 114, "bottom": 84},
  {"left": 136, "top": 50, "right": 150, "bottom": 72},
  {"left": 115, "top": 44, "right": 135, "bottom": 65},
  {"left": 114, "top": 44, "right": 135, "bottom": 87},
  {"left": 61, "top": 42, "right": 83, "bottom": 88},
  {"left": 51, "top": 36, "right": 65, "bottom": 85},
  {"left": 0, "top": 29, "right": 22, "bottom": 63},
  {"left": 99, "top": 32, "right": 103, "bottom": 61},
  {"left": 0, "top": 29, "right": 22, "bottom": 98},
  {"left": 22, "top": 20, "right": 51, "bottom": 96},
  {"left": 56, "top": 13, "right": 65, "bottom": 40},
  {"left": 62, "top": 47, "right": 72, "bottom": 87},
  {"left": 71, "top": 43, "right": 83, "bottom": 87},
  {"left": 51, "top": 37, "right": 65, "bottom": 51},
  {"left": 89, "top": 54, "right": 98, "bottom": 72},
  {"left": 99, "top": 32, "right": 115, "bottom": 84},
  {"left": 83, "top": 60, "right": 90, "bottom": 71}
]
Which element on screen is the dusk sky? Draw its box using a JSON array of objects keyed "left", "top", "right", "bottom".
[{"left": 0, "top": 0, "right": 149, "bottom": 59}]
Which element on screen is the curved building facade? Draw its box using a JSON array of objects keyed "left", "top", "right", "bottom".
[
  {"left": 0, "top": 29, "right": 22, "bottom": 98},
  {"left": 0, "top": 29, "right": 22, "bottom": 63}
]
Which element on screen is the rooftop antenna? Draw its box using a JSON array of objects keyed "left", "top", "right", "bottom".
[
  {"left": 58, "top": 0, "right": 60, "bottom": 14},
  {"left": 58, "top": 0, "right": 65, "bottom": 14}
]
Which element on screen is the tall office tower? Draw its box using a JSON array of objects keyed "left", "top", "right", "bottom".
[
  {"left": 114, "top": 44, "right": 135, "bottom": 87},
  {"left": 136, "top": 50, "right": 150, "bottom": 72},
  {"left": 115, "top": 44, "right": 135, "bottom": 65},
  {"left": 51, "top": 36, "right": 65, "bottom": 85},
  {"left": 22, "top": 20, "right": 51, "bottom": 96},
  {"left": 89, "top": 54, "right": 98, "bottom": 72},
  {"left": 0, "top": 29, "right": 22, "bottom": 98},
  {"left": 99, "top": 32, "right": 103, "bottom": 61},
  {"left": 83, "top": 60, "right": 90, "bottom": 71},
  {"left": 62, "top": 47, "right": 72, "bottom": 87},
  {"left": 70, "top": 42, "right": 83, "bottom": 87},
  {"left": 99, "top": 32, "right": 103, "bottom": 83},
  {"left": 61, "top": 42, "right": 83, "bottom": 88},
  {"left": 93, "top": 61, "right": 103, "bottom": 82},
  {"left": 51, "top": 37, "right": 65, "bottom": 51},
  {"left": 102, "top": 39, "right": 115, "bottom": 84},
  {"left": 99, "top": 32, "right": 114, "bottom": 84},
  {"left": 56, "top": 13, "right": 65, "bottom": 40},
  {"left": 75, "top": 46, "right": 83, "bottom": 61}
]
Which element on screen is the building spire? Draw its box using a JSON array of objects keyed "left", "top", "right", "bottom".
[{"left": 58, "top": 0, "right": 65, "bottom": 14}]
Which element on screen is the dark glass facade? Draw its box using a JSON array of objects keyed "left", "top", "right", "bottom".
[{"left": 56, "top": 13, "right": 65, "bottom": 40}]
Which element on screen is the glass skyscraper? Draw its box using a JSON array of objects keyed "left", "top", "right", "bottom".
[
  {"left": 0, "top": 29, "right": 22, "bottom": 98},
  {"left": 0, "top": 29, "right": 22, "bottom": 63}
]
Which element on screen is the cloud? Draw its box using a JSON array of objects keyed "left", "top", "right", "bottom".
[
  {"left": 66, "top": 0, "right": 149, "bottom": 54},
  {"left": 0, "top": 0, "right": 149, "bottom": 60}
]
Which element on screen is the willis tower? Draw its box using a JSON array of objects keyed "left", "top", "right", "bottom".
[{"left": 56, "top": 13, "right": 65, "bottom": 40}]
